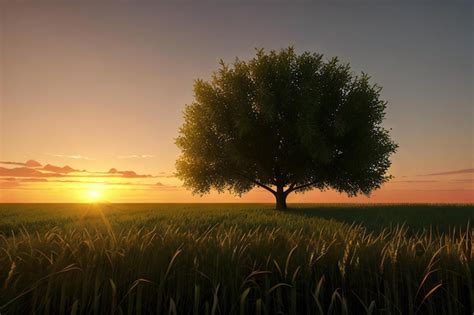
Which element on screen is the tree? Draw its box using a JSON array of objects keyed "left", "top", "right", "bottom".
[{"left": 176, "top": 47, "right": 398, "bottom": 210}]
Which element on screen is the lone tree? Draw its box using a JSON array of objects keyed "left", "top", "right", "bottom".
[{"left": 176, "top": 47, "right": 397, "bottom": 210}]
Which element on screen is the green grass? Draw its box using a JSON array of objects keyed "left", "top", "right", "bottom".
[{"left": 0, "top": 203, "right": 472, "bottom": 314}]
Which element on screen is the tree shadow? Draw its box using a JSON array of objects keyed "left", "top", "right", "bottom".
[{"left": 284, "top": 204, "right": 474, "bottom": 234}]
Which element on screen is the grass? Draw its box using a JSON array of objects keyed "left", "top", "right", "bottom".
[{"left": 0, "top": 203, "right": 472, "bottom": 314}]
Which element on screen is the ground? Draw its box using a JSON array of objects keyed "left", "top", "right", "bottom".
[{"left": 0, "top": 203, "right": 473, "bottom": 314}]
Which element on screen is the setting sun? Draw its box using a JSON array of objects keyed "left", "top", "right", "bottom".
[{"left": 86, "top": 190, "right": 102, "bottom": 202}]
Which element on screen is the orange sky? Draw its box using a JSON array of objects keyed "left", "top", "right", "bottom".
[
  {"left": 0, "top": 3, "right": 472, "bottom": 203},
  {"left": 1, "top": 159, "right": 472, "bottom": 203}
]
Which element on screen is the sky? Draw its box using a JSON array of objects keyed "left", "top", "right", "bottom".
[{"left": 0, "top": 1, "right": 472, "bottom": 203}]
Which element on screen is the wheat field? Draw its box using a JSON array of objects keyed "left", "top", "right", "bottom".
[{"left": 0, "top": 204, "right": 472, "bottom": 314}]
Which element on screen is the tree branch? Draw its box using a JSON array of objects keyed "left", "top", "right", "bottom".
[
  {"left": 252, "top": 180, "right": 277, "bottom": 194},
  {"left": 285, "top": 181, "right": 318, "bottom": 194},
  {"left": 233, "top": 171, "right": 276, "bottom": 194}
]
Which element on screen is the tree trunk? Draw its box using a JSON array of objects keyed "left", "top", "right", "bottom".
[{"left": 275, "top": 186, "right": 287, "bottom": 210}]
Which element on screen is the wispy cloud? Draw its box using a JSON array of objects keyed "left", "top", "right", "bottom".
[
  {"left": 0, "top": 159, "right": 155, "bottom": 181},
  {"left": 156, "top": 171, "right": 176, "bottom": 178},
  {"left": 0, "top": 167, "right": 153, "bottom": 179},
  {"left": 106, "top": 168, "right": 152, "bottom": 178},
  {"left": 48, "top": 154, "right": 94, "bottom": 160},
  {"left": 421, "top": 168, "right": 474, "bottom": 176},
  {"left": 451, "top": 178, "right": 474, "bottom": 183},
  {"left": 42, "top": 164, "right": 79, "bottom": 174},
  {"left": 391, "top": 180, "right": 438, "bottom": 183},
  {"left": 1, "top": 160, "right": 42, "bottom": 167},
  {"left": 0, "top": 181, "right": 19, "bottom": 188},
  {"left": 0, "top": 177, "right": 178, "bottom": 191},
  {"left": 0, "top": 167, "right": 64, "bottom": 177},
  {"left": 117, "top": 154, "right": 155, "bottom": 159},
  {"left": 0, "top": 161, "right": 26, "bottom": 167},
  {"left": 15, "top": 178, "right": 48, "bottom": 183},
  {"left": 0, "top": 178, "right": 48, "bottom": 188}
]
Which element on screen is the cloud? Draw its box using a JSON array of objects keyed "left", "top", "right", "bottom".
[
  {"left": 0, "top": 177, "right": 155, "bottom": 190},
  {"left": 26, "top": 160, "right": 42, "bottom": 167},
  {"left": 0, "top": 167, "right": 64, "bottom": 177},
  {"left": 421, "top": 168, "right": 474, "bottom": 176},
  {"left": 118, "top": 170, "right": 151, "bottom": 178},
  {"left": 42, "top": 164, "right": 78, "bottom": 174},
  {"left": 117, "top": 154, "right": 155, "bottom": 159},
  {"left": 0, "top": 181, "right": 19, "bottom": 188},
  {"left": 47, "top": 179, "right": 134, "bottom": 185},
  {"left": 0, "top": 161, "right": 25, "bottom": 167},
  {"left": 391, "top": 180, "right": 438, "bottom": 183},
  {"left": 151, "top": 184, "right": 181, "bottom": 191},
  {"left": 49, "top": 154, "right": 93, "bottom": 160},
  {"left": 3, "top": 178, "right": 175, "bottom": 188},
  {"left": 451, "top": 178, "right": 474, "bottom": 183},
  {"left": 18, "top": 178, "right": 48, "bottom": 182},
  {"left": 0, "top": 159, "right": 153, "bottom": 179},
  {"left": 106, "top": 168, "right": 152, "bottom": 178},
  {"left": 0, "top": 160, "right": 42, "bottom": 167},
  {"left": 0, "top": 177, "right": 48, "bottom": 186},
  {"left": 156, "top": 172, "right": 176, "bottom": 178}
]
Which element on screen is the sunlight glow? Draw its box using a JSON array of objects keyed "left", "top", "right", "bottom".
[{"left": 86, "top": 190, "right": 102, "bottom": 202}]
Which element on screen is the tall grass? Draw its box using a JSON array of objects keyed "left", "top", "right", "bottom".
[{"left": 0, "top": 204, "right": 472, "bottom": 314}]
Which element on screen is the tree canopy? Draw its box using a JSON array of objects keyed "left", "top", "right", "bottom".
[{"left": 176, "top": 47, "right": 398, "bottom": 209}]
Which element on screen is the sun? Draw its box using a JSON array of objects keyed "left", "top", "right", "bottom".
[{"left": 86, "top": 190, "right": 102, "bottom": 202}]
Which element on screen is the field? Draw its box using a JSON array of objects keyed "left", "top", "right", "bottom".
[{"left": 0, "top": 203, "right": 473, "bottom": 314}]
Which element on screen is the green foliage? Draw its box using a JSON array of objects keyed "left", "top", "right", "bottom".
[
  {"left": 176, "top": 47, "right": 398, "bottom": 207},
  {"left": 0, "top": 204, "right": 472, "bottom": 314}
]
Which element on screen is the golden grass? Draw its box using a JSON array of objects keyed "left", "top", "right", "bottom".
[{"left": 0, "top": 203, "right": 472, "bottom": 314}]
